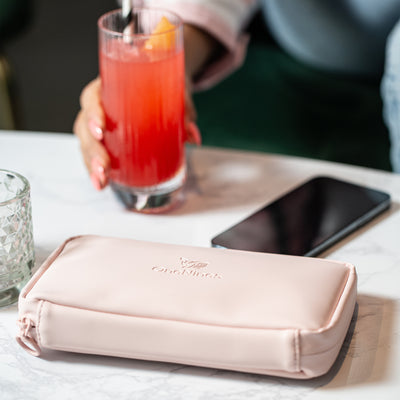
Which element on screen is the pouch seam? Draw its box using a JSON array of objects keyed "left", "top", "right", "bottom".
[
  {"left": 36, "top": 300, "right": 45, "bottom": 349},
  {"left": 22, "top": 236, "right": 82, "bottom": 298},
  {"left": 322, "top": 267, "right": 351, "bottom": 329},
  {"left": 294, "top": 329, "right": 300, "bottom": 372}
]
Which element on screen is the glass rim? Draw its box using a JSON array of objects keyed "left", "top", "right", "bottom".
[
  {"left": 98, "top": 7, "right": 183, "bottom": 39},
  {"left": 0, "top": 169, "right": 30, "bottom": 207}
]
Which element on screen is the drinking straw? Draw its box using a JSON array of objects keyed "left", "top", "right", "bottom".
[
  {"left": 122, "top": 0, "right": 133, "bottom": 29},
  {"left": 122, "top": 0, "right": 141, "bottom": 34}
]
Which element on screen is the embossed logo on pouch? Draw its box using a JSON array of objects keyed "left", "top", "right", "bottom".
[
  {"left": 179, "top": 257, "right": 208, "bottom": 270},
  {"left": 152, "top": 257, "right": 222, "bottom": 279}
]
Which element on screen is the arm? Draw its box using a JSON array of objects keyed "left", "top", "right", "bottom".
[
  {"left": 145, "top": 0, "right": 260, "bottom": 89},
  {"left": 74, "top": 0, "right": 259, "bottom": 189},
  {"left": 381, "top": 19, "right": 400, "bottom": 173},
  {"left": 184, "top": 24, "right": 221, "bottom": 80},
  {"left": 73, "top": 25, "right": 213, "bottom": 190}
]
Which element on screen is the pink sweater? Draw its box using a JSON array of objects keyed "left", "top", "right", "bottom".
[{"left": 142, "top": 1, "right": 400, "bottom": 83}]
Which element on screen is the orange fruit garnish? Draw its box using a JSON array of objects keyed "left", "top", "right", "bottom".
[{"left": 145, "top": 16, "right": 176, "bottom": 51}]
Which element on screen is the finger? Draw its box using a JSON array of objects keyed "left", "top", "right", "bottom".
[
  {"left": 80, "top": 77, "right": 105, "bottom": 141},
  {"left": 74, "top": 110, "right": 110, "bottom": 190},
  {"left": 90, "top": 157, "right": 108, "bottom": 191},
  {"left": 186, "top": 121, "right": 202, "bottom": 145}
]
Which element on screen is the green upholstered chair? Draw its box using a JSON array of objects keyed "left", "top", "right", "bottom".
[{"left": 194, "top": 17, "right": 391, "bottom": 171}]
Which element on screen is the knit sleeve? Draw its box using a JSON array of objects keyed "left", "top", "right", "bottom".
[{"left": 381, "top": 18, "right": 400, "bottom": 172}]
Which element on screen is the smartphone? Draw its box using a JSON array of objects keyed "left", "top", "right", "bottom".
[{"left": 211, "top": 176, "right": 391, "bottom": 257}]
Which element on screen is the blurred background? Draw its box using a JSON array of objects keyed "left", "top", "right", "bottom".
[
  {"left": 1, "top": 0, "right": 115, "bottom": 132},
  {"left": 0, "top": 0, "right": 392, "bottom": 171}
]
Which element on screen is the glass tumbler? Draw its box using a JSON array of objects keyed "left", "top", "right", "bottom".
[
  {"left": 0, "top": 170, "right": 34, "bottom": 307},
  {"left": 98, "top": 8, "right": 186, "bottom": 213}
]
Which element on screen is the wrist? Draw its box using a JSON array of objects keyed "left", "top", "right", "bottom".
[{"left": 183, "top": 24, "right": 221, "bottom": 81}]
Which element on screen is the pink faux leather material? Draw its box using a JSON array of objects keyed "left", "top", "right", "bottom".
[{"left": 17, "top": 235, "right": 357, "bottom": 378}]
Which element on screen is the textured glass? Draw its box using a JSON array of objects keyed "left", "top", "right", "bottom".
[{"left": 0, "top": 170, "right": 34, "bottom": 307}]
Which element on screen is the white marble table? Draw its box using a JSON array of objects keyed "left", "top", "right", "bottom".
[{"left": 1, "top": 130, "right": 399, "bottom": 399}]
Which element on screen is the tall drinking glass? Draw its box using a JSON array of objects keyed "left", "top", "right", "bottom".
[{"left": 98, "top": 8, "right": 186, "bottom": 212}]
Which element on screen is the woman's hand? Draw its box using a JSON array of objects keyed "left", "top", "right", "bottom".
[
  {"left": 73, "top": 24, "right": 219, "bottom": 190},
  {"left": 73, "top": 77, "right": 109, "bottom": 190},
  {"left": 73, "top": 76, "right": 201, "bottom": 190}
]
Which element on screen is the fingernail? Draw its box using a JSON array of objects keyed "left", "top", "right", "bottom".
[
  {"left": 91, "top": 158, "right": 107, "bottom": 188},
  {"left": 90, "top": 173, "right": 102, "bottom": 191},
  {"left": 188, "top": 122, "right": 202, "bottom": 145},
  {"left": 89, "top": 119, "right": 103, "bottom": 140}
]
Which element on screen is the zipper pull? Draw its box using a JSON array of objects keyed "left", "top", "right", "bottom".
[{"left": 16, "top": 317, "right": 41, "bottom": 356}]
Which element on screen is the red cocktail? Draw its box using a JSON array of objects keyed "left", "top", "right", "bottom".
[{"left": 98, "top": 9, "right": 186, "bottom": 212}]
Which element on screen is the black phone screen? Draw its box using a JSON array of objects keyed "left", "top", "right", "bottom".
[{"left": 211, "top": 176, "right": 391, "bottom": 256}]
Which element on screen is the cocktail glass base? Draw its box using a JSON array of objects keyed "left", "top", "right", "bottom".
[{"left": 110, "top": 168, "right": 186, "bottom": 213}]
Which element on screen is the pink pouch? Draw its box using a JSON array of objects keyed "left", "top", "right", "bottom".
[{"left": 16, "top": 235, "right": 357, "bottom": 379}]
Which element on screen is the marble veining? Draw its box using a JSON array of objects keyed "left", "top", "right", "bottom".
[{"left": 0, "top": 131, "right": 399, "bottom": 399}]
